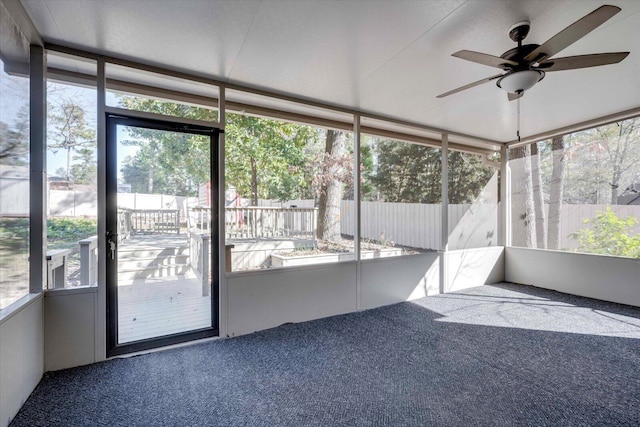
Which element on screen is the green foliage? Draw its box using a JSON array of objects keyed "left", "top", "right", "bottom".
[
  {"left": 0, "top": 218, "right": 29, "bottom": 251},
  {"left": 539, "top": 118, "right": 640, "bottom": 205},
  {"left": 570, "top": 207, "right": 640, "bottom": 258},
  {"left": 117, "top": 97, "right": 214, "bottom": 196},
  {"left": 48, "top": 100, "right": 96, "bottom": 182},
  {"left": 47, "top": 218, "right": 97, "bottom": 243},
  {"left": 225, "top": 113, "right": 319, "bottom": 203},
  {"left": 70, "top": 147, "right": 97, "bottom": 185},
  {"left": 116, "top": 95, "right": 321, "bottom": 202},
  {"left": 448, "top": 151, "right": 494, "bottom": 204},
  {"left": 368, "top": 138, "right": 442, "bottom": 203},
  {"left": 115, "top": 96, "right": 494, "bottom": 206},
  {"left": 348, "top": 137, "right": 495, "bottom": 204},
  {"left": 0, "top": 106, "right": 30, "bottom": 165}
]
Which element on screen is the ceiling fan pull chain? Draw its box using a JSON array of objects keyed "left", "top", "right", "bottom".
[{"left": 517, "top": 97, "right": 521, "bottom": 142}]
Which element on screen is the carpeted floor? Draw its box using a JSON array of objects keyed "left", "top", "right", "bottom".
[{"left": 10, "top": 282, "right": 640, "bottom": 426}]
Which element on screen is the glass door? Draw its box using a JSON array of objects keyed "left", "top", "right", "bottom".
[{"left": 106, "top": 112, "right": 219, "bottom": 356}]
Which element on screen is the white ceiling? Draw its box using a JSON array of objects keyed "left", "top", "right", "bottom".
[{"left": 21, "top": 0, "right": 640, "bottom": 143}]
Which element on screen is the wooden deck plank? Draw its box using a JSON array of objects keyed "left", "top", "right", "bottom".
[{"left": 117, "top": 271, "right": 211, "bottom": 344}]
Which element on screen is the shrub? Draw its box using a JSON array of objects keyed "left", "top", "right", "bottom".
[
  {"left": 47, "top": 218, "right": 97, "bottom": 243},
  {"left": 570, "top": 207, "right": 640, "bottom": 258}
]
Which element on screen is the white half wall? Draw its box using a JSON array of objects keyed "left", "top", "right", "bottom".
[
  {"left": 226, "top": 262, "right": 357, "bottom": 337},
  {"left": 505, "top": 247, "right": 640, "bottom": 307},
  {"left": 360, "top": 252, "right": 440, "bottom": 310},
  {"left": 0, "top": 296, "right": 44, "bottom": 427},
  {"left": 44, "top": 288, "right": 97, "bottom": 371},
  {"left": 445, "top": 247, "right": 505, "bottom": 293}
]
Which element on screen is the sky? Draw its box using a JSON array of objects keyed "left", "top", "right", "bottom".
[{"left": 47, "top": 82, "right": 137, "bottom": 180}]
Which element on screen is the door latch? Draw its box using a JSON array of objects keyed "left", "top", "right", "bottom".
[{"left": 106, "top": 231, "right": 118, "bottom": 260}]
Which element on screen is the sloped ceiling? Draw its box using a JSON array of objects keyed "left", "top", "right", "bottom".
[{"left": 21, "top": 0, "right": 640, "bottom": 143}]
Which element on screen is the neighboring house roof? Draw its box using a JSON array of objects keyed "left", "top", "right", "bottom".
[{"left": 617, "top": 182, "right": 640, "bottom": 205}]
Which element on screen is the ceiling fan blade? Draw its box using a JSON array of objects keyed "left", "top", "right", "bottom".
[
  {"left": 437, "top": 74, "right": 503, "bottom": 98},
  {"left": 524, "top": 5, "right": 621, "bottom": 63},
  {"left": 537, "top": 52, "right": 629, "bottom": 71},
  {"left": 452, "top": 50, "right": 518, "bottom": 69},
  {"left": 508, "top": 92, "right": 524, "bottom": 102}
]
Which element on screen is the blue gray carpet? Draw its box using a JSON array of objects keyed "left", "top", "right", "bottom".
[{"left": 10, "top": 282, "right": 640, "bottom": 426}]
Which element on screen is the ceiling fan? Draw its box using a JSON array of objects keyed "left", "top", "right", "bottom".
[{"left": 437, "top": 4, "right": 630, "bottom": 101}]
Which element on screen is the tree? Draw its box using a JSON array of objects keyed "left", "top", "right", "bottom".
[
  {"left": 510, "top": 145, "right": 536, "bottom": 248},
  {"left": 597, "top": 119, "right": 640, "bottom": 204},
  {"left": 371, "top": 140, "right": 442, "bottom": 203},
  {"left": 116, "top": 96, "right": 319, "bottom": 202},
  {"left": 317, "top": 130, "right": 347, "bottom": 242},
  {"left": 531, "top": 142, "right": 547, "bottom": 248},
  {"left": 116, "top": 98, "right": 215, "bottom": 196},
  {"left": 225, "top": 114, "right": 317, "bottom": 205},
  {"left": 70, "top": 147, "right": 97, "bottom": 185},
  {"left": 48, "top": 101, "right": 95, "bottom": 182},
  {"left": 547, "top": 136, "right": 565, "bottom": 250},
  {"left": 448, "top": 151, "right": 494, "bottom": 204},
  {"left": 558, "top": 120, "right": 640, "bottom": 206},
  {"left": 0, "top": 106, "right": 29, "bottom": 165}
]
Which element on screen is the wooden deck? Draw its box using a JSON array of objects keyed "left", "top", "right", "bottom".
[
  {"left": 117, "top": 271, "right": 212, "bottom": 343},
  {"left": 116, "top": 234, "right": 212, "bottom": 344}
]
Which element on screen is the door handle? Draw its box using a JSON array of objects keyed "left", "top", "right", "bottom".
[{"left": 106, "top": 231, "right": 118, "bottom": 260}]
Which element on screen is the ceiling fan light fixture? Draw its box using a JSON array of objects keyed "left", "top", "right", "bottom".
[{"left": 497, "top": 70, "right": 545, "bottom": 93}]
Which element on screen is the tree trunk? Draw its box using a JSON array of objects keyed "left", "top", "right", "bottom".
[
  {"left": 510, "top": 145, "right": 536, "bottom": 248},
  {"left": 148, "top": 161, "right": 154, "bottom": 193},
  {"left": 610, "top": 166, "right": 621, "bottom": 205},
  {"left": 548, "top": 136, "right": 565, "bottom": 250},
  {"left": 530, "top": 143, "right": 547, "bottom": 249},
  {"left": 250, "top": 157, "right": 258, "bottom": 206},
  {"left": 317, "top": 130, "right": 346, "bottom": 242},
  {"left": 66, "top": 146, "right": 72, "bottom": 182}
]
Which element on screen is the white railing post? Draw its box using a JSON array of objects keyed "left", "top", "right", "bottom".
[
  {"left": 80, "top": 236, "right": 98, "bottom": 286},
  {"left": 46, "top": 249, "right": 71, "bottom": 289}
]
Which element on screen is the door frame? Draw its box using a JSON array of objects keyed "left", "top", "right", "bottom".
[{"left": 105, "top": 109, "right": 221, "bottom": 357}]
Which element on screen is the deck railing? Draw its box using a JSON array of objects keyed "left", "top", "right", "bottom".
[
  {"left": 79, "top": 236, "right": 98, "bottom": 286},
  {"left": 189, "top": 231, "right": 210, "bottom": 297},
  {"left": 191, "top": 206, "right": 317, "bottom": 239},
  {"left": 47, "top": 207, "right": 316, "bottom": 290},
  {"left": 119, "top": 208, "right": 180, "bottom": 235},
  {"left": 46, "top": 249, "right": 72, "bottom": 290}
]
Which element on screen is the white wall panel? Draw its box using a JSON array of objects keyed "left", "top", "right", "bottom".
[
  {"left": 445, "top": 247, "right": 504, "bottom": 292},
  {"left": 360, "top": 253, "right": 440, "bottom": 310},
  {"left": 0, "top": 297, "right": 43, "bottom": 427},
  {"left": 44, "top": 289, "right": 97, "bottom": 371},
  {"left": 226, "top": 263, "right": 357, "bottom": 337},
  {"left": 505, "top": 247, "right": 640, "bottom": 307}
]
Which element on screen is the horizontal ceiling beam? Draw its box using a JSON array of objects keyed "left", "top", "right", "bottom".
[
  {"left": 47, "top": 67, "right": 496, "bottom": 156},
  {"left": 45, "top": 43, "right": 502, "bottom": 149},
  {"left": 508, "top": 106, "right": 640, "bottom": 148}
]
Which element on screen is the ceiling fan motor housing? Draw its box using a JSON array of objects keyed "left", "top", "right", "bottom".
[{"left": 509, "top": 20, "right": 531, "bottom": 42}]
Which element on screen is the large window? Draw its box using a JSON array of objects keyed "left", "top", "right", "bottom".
[
  {"left": 448, "top": 151, "right": 499, "bottom": 250},
  {"left": 510, "top": 118, "right": 640, "bottom": 258},
  {"left": 0, "top": 4, "right": 30, "bottom": 309},
  {"left": 225, "top": 113, "right": 354, "bottom": 271},
  {"left": 359, "top": 135, "right": 441, "bottom": 255},
  {"left": 46, "top": 79, "right": 97, "bottom": 288}
]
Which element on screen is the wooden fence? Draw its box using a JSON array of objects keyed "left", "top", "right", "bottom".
[{"left": 341, "top": 201, "right": 640, "bottom": 251}]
